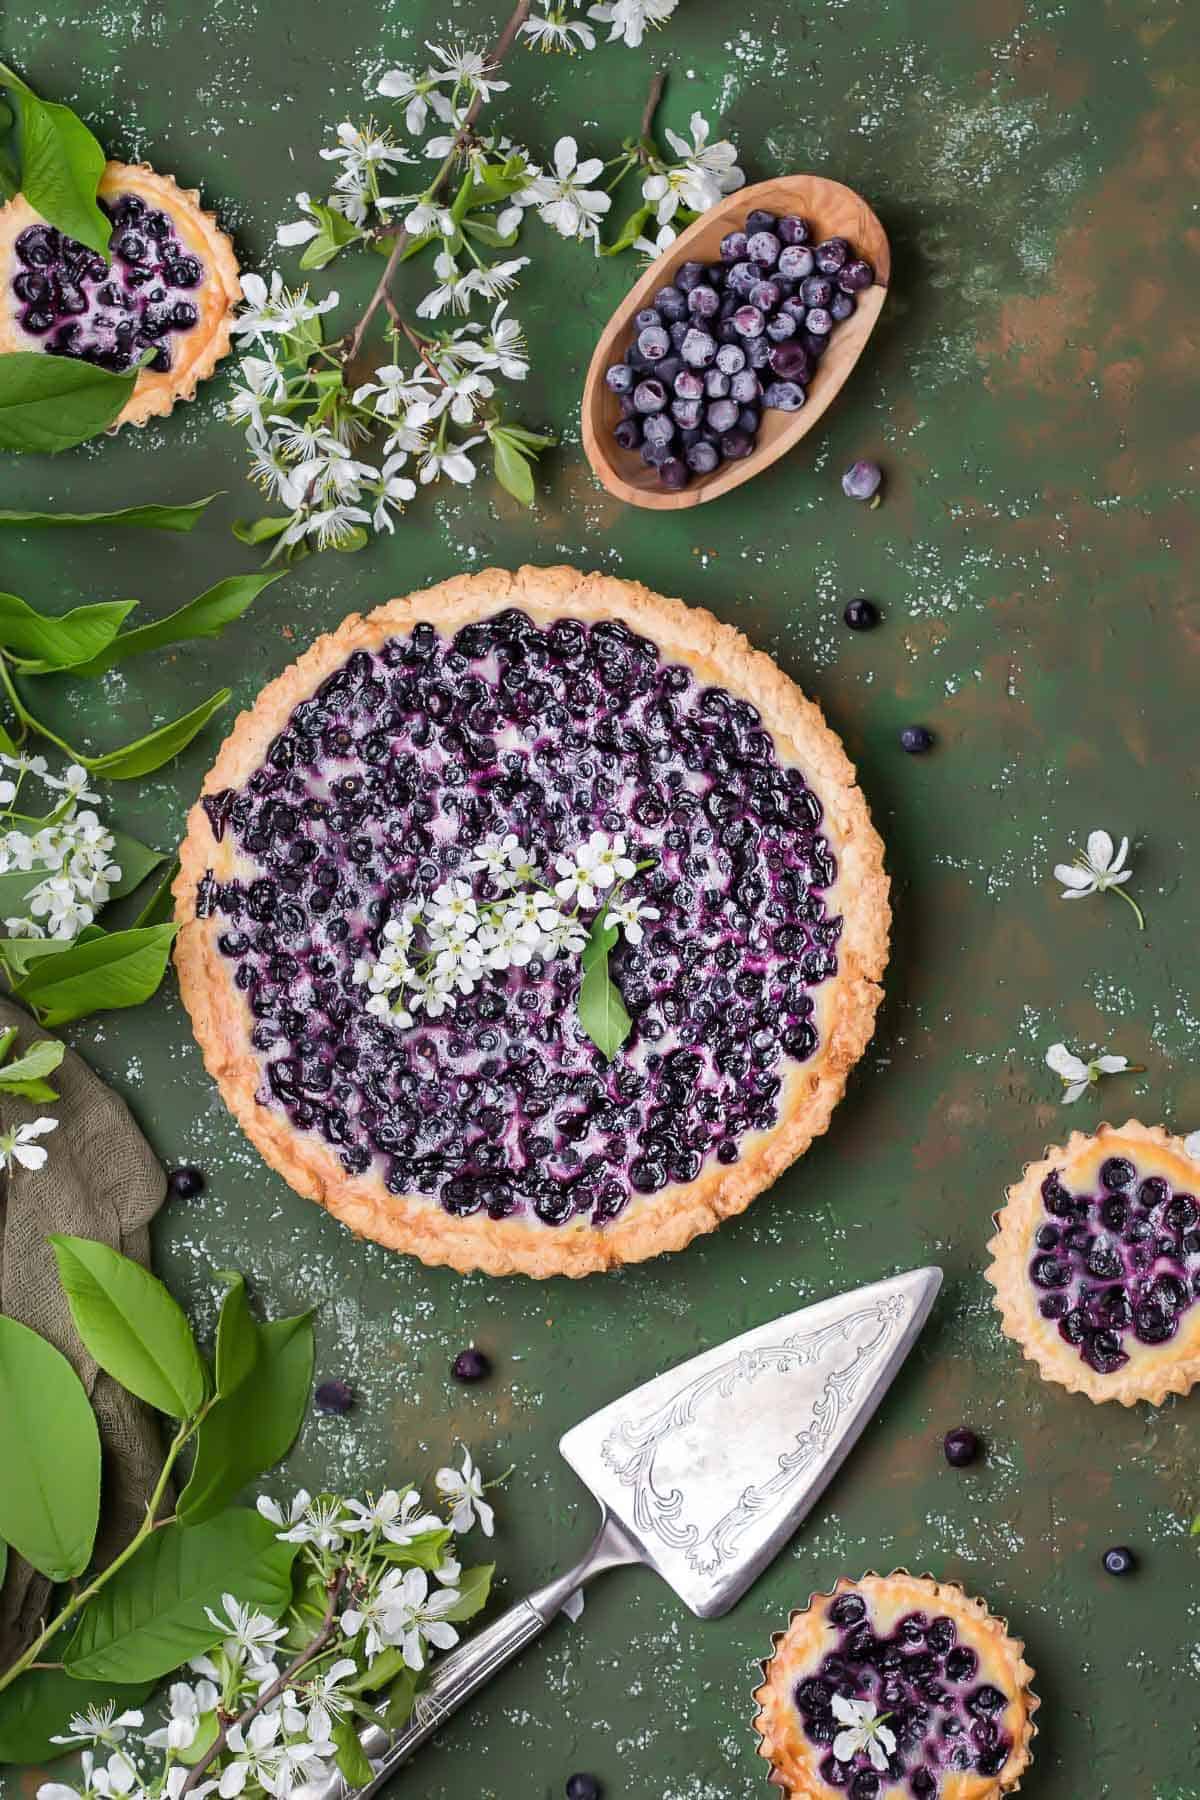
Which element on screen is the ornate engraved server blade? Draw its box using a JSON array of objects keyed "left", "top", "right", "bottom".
[{"left": 559, "top": 1267, "right": 942, "bottom": 1619}]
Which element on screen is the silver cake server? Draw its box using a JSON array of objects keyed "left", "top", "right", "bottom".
[{"left": 299, "top": 1266, "right": 942, "bottom": 1799}]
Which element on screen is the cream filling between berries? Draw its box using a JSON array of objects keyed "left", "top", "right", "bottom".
[
  {"left": 197, "top": 609, "right": 843, "bottom": 1229},
  {"left": 1028, "top": 1153, "right": 1200, "bottom": 1374},
  {"left": 794, "top": 1594, "right": 1015, "bottom": 1797},
  {"left": 9, "top": 192, "right": 205, "bottom": 374}
]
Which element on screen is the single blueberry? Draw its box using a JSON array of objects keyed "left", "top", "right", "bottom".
[
  {"left": 658, "top": 456, "right": 689, "bottom": 490},
  {"left": 1100, "top": 1156, "right": 1136, "bottom": 1190},
  {"left": 565, "top": 1778, "right": 601, "bottom": 1800},
  {"left": 632, "top": 378, "right": 667, "bottom": 414},
  {"left": 733, "top": 304, "right": 765, "bottom": 338},
  {"left": 900, "top": 725, "right": 935, "bottom": 754},
  {"left": 814, "top": 236, "right": 850, "bottom": 273},
  {"left": 839, "top": 258, "right": 875, "bottom": 292},
  {"left": 680, "top": 326, "right": 717, "bottom": 368},
  {"left": 830, "top": 291, "right": 855, "bottom": 321},
  {"left": 613, "top": 417, "right": 641, "bottom": 451},
  {"left": 842, "top": 459, "right": 883, "bottom": 501},
  {"left": 1102, "top": 1545, "right": 1136, "bottom": 1576},
  {"left": 719, "top": 230, "right": 748, "bottom": 261},
  {"left": 828, "top": 1592, "right": 867, "bottom": 1627},
  {"left": 720, "top": 427, "right": 754, "bottom": 460},
  {"left": 778, "top": 243, "right": 815, "bottom": 280},
  {"left": 943, "top": 1426, "right": 980, "bottom": 1467},
  {"left": 452, "top": 1347, "right": 491, "bottom": 1382},
  {"left": 605, "top": 363, "right": 634, "bottom": 394},
  {"left": 314, "top": 1378, "right": 355, "bottom": 1414},
  {"left": 763, "top": 380, "right": 805, "bottom": 411},
  {"left": 167, "top": 1165, "right": 206, "bottom": 1200},
  {"left": 686, "top": 440, "right": 719, "bottom": 474},
  {"left": 805, "top": 306, "right": 833, "bottom": 336},
  {"left": 687, "top": 284, "right": 720, "bottom": 318},
  {"left": 778, "top": 214, "right": 811, "bottom": 245}
]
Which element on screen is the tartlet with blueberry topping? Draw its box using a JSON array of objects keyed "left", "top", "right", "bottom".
[
  {"left": 752, "top": 1573, "right": 1037, "bottom": 1798},
  {"left": 174, "top": 565, "right": 889, "bottom": 1278},
  {"left": 0, "top": 161, "right": 240, "bottom": 427},
  {"left": 986, "top": 1120, "right": 1200, "bottom": 1405}
]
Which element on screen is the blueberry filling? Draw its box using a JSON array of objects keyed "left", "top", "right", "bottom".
[
  {"left": 10, "top": 192, "right": 205, "bottom": 374},
  {"left": 202, "top": 610, "right": 842, "bottom": 1228},
  {"left": 605, "top": 212, "right": 875, "bottom": 489},
  {"left": 794, "top": 1596, "right": 1013, "bottom": 1794},
  {"left": 1030, "top": 1160, "right": 1200, "bottom": 1370}
]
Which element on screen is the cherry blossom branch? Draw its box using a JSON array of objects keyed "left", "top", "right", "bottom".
[
  {"left": 177, "top": 1566, "right": 351, "bottom": 1800},
  {"left": 341, "top": 0, "right": 532, "bottom": 364},
  {"left": 637, "top": 68, "right": 667, "bottom": 159}
]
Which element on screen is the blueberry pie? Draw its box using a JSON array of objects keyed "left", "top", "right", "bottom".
[
  {"left": 0, "top": 161, "right": 240, "bottom": 426},
  {"left": 752, "top": 1573, "right": 1037, "bottom": 1798},
  {"left": 986, "top": 1120, "right": 1200, "bottom": 1405},
  {"left": 174, "top": 566, "right": 889, "bottom": 1277}
]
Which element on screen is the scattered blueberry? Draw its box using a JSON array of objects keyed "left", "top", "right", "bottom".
[
  {"left": 565, "top": 1777, "right": 601, "bottom": 1800},
  {"left": 452, "top": 1347, "right": 492, "bottom": 1383},
  {"left": 1102, "top": 1545, "right": 1136, "bottom": 1576},
  {"left": 900, "top": 725, "right": 935, "bottom": 754},
  {"left": 841, "top": 459, "right": 884, "bottom": 503},
  {"left": 606, "top": 207, "right": 875, "bottom": 486},
  {"left": 314, "top": 1378, "right": 355, "bottom": 1415},
  {"left": 167, "top": 1164, "right": 205, "bottom": 1200},
  {"left": 843, "top": 597, "right": 880, "bottom": 631},
  {"left": 943, "top": 1427, "right": 981, "bottom": 1468}
]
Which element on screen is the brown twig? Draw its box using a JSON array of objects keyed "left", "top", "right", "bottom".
[
  {"left": 177, "top": 1568, "right": 351, "bottom": 1800},
  {"left": 638, "top": 67, "right": 667, "bottom": 157},
  {"left": 341, "top": 0, "right": 533, "bottom": 365},
  {"left": 397, "top": 315, "right": 452, "bottom": 390}
]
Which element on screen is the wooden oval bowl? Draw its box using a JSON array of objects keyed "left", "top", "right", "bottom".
[{"left": 582, "top": 174, "right": 890, "bottom": 511}]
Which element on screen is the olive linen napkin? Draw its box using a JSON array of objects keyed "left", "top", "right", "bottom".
[{"left": 0, "top": 998, "right": 168, "bottom": 1671}]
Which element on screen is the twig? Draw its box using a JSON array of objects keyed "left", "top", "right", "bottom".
[
  {"left": 342, "top": 0, "right": 533, "bottom": 365},
  {"left": 397, "top": 316, "right": 452, "bottom": 389},
  {"left": 177, "top": 1567, "right": 351, "bottom": 1800},
  {"left": 638, "top": 67, "right": 667, "bottom": 156}
]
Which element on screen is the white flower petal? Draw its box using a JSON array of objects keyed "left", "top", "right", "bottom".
[{"left": 1085, "top": 829, "right": 1115, "bottom": 871}]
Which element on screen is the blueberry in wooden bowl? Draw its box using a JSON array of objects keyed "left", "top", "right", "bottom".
[{"left": 582, "top": 175, "right": 889, "bottom": 511}]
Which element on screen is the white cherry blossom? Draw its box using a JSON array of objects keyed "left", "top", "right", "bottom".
[
  {"left": 50, "top": 1704, "right": 145, "bottom": 1749},
  {"left": 1053, "top": 828, "right": 1144, "bottom": 928},
  {"left": 0, "top": 1117, "right": 59, "bottom": 1174},
  {"left": 831, "top": 1695, "right": 897, "bottom": 1771},
  {"left": 587, "top": 0, "right": 678, "bottom": 47},
  {"left": 1046, "top": 1042, "right": 1136, "bottom": 1106},
  {"left": 530, "top": 136, "right": 611, "bottom": 242},
  {"left": 436, "top": 1447, "right": 494, "bottom": 1538},
  {"left": 521, "top": 7, "right": 597, "bottom": 51}
]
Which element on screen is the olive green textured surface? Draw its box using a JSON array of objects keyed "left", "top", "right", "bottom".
[{"left": 1, "top": 0, "right": 1199, "bottom": 1794}]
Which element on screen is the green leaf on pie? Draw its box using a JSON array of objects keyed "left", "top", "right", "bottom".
[
  {"left": 577, "top": 914, "right": 631, "bottom": 1061},
  {"left": 0, "top": 64, "right": 109, "bottom": 257},
  {"left": 12, "top": 922, "right": 179, "bottom": 1026},
  {"left": 50, "top": 1234, "right": 208, "bottom": 1419},
  {"left": 70, "top": 570, "right": 287, "bottom": 677},
  {"left": 0, "top": 1315, "right": 100, "bottom": 1581},
  {"left": 0, "top": 591, "right": 136, "bottom": 670},
  {"left": 79, "top": 688, "right": 232, "bottom": 779},
  {"left": 0, "top": 494, "right": 220, "bottom": 533},
  {"left": 63, "top": 1509, "right": 297, "bottom": 1683},
  {"left": 176, "top": 1306, "right": 314, "bottom": 1526},
  {"left": 0, "top": 352, "right": 138, "bottom": 453}
]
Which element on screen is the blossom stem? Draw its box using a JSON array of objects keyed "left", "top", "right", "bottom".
[
  {"left": 176, "top": 1567, "right": 351, "bottom": 1800},
  {"left": 340, "top": 0, "right": 532, "bottom": 364},
  {"left": 0, "top": 657, "right": 84, "bottom": 767},
  {"left": 0, "top": 1412, "right": 202, "bottom": 1693},
  {"left": 1114, "top": 885, "right": 1146, "bottom": 931}
]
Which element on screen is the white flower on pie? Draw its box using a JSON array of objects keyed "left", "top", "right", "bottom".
[
  {"left": 435, "top": 1446, "right": 495, "bottom": 1537},
  {"left": 0, "top": 1117, "right": 58, "bottom": 1175},
  {"left": 831, "top": 1695, "right": 897, "bottom": 1771},
  {"left": 1045, "top": 1041, "right": 1135, "bottom": 1106},
  {"left": 588, "top": 830, "right": 636, "bottom": 887},
  {"left": 611, "top": 895, "right": 660, "bottom": 946},
  {"left": 530, "top": 137, "right": 611, "bottom": 243},
  {"left": 1053, "top": 828, "right": 1144, "bottom": 929}
]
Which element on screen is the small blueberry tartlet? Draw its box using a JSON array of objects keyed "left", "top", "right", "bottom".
[
  {"left": 752, "top": 1573, "right": 1037, "bottom": 1798},
  {"left": 174, "top": 566, "right": 889, "bottom": 1279},
  {"left": 986, "top": 1120, "right": 1200, "bottom": 1405},
  {"left": 0, "top": 161, "right": 240, "bottom": 427}
]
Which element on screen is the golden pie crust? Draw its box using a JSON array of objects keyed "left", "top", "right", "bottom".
[
  {"left": 752, "top": 1572, "right": 1038, "bottom": 1799},
  {"left": 174, "top": 565, "right": 890, "bottom": 1278},
  {"left": 0, "top": 161, "right": 240, "bottom": 427},
  {"left": 986, "top": 1119, "right": 1200, "bottom": 1406}
]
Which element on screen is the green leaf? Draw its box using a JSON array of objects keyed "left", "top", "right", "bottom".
[
  {"left": 491, "top": 433, "right": 535, "bottom": 508},
  {"left": 0, "top": 923, "right": 103, "bottom": 982},
  {"left": 379, "top": 1667, "right": 422, "bottom": 1729},
  {"left": 131, "top": 857, "right": 179, "bottom": 928},
  {"left": 212, "top": 1272, "right": 259, "bottom": 1400},
  {"left": 0, "top": 1666, "right": 152, "bottom": 1765},
  {"left": 177, "top": 1308, "right": 314, "bottom": 1526},
  {"left": 577, "top": 916, "right": 631, "bottom": 1060},
  {"left": 461, "top": 218, "right": 518, "bottom": 249},
  {"left": 374, "top": 1526, "right": 454, "bottom": 1571},
  {"left": 332, "top": 1718, "right": 375, "bottom": 1786},
  {"left": 600, "top": 202, "right": 654, "bottom": 257},
  {"left": 0, "top": 1033, "right": 64, "bottom": 1101},
  {"left": 232, "top": 516, "right": 292, "bottom": 546},
  {"left": 0, "top": 1315, "right": 100, "bottom": 1581},
  {"left": 12, "top": 922, "right": 179, "bottom": 1026},
  {"left": 0, "top": 65, "right": 109, "bottom": 257},
  {"left": 296, "top": 202, "right": 361, "bottom": 270},
  {"left": 71, "top": 571, "right": 288, "bottom": 678},
  {"left": 64, "top": 1509, "right": 297, "bottom": 1683},
  {"left": 0, "top": 1025, "right": 15, "bottom": 1062},
  {"left": 0, "top": 494, "right": 219, "bottom": 534},
  {"left": 104, "top": 829, "right": 166, "bottom": 902},
  {"left": 50, "top": 1234, "right": 208, "bottom": 1419},
  {"left": 0, "top": 591, "right": 135, "bottom": 670},
  {"left": 0, "top": 352, "right": 137, "bottom": 453},
  {"left": 79, "top": 689, "right": 231, "bottom": 779},
  {"left": 439, "top": 1562, "right": 494, "bottom": 1623}
]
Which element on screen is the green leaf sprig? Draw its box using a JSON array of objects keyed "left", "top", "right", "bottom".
[
  {"left": 578, "top": 905, "right": 633, "bottom": 1061},
  {"left": 0, "top": 62, "right": 109, "bottom": 256},
  {"left": 0, "top": 1023, "right": 63, "bottom": 1099}
]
